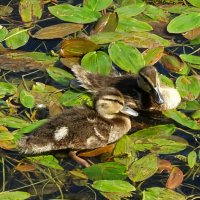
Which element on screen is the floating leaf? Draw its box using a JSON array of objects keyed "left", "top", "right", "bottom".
[
  {"left": 143, "top": 187, "right": 186, "bottom": 200},
  {"left": 0, "top": 5, "right": 13, "bottom": 16},
  {"left": 108, "top": 41, "right": 145, "bottom": 73},
  {"left": 178, "top": 100, "right": 200, "bottom": 110},
  {"left": 32, "top": 23, "right": 83, "bottom": 39},
  {"left": 166, "top": 167, "right": 184, "bottom": 189},
  {"left": 19, "top": 0, "right": 43, "bottom": 23},
  {"left": 83, "top": 162, "right": 127, "bottom": 181},
  {"left": 92, "top": 180, "right": 136, "bottom": 193},
  {"left": 163, "top": 110, "right": 200, "bottom": 130},
  {"left": 167, "top": 12, "right": 200, "bottom": 33},
  {"left": 128, "top": 154, "right": 158, "bottom": 182},
  {"left": 192, "top": 110, "right": 200, "bottom": 119},
  {"left": 0, "top": 191, "right": 31, "bottom": 200},
  {"left": 143, "top": 46, "right": 164, "bottom": 65},
  {"left": 0, "top": 26, "right": 8, "bottom": 42},
  {"left": 116, "top": 3, "right": 146, "bottom": 18},
  {"left": 83, "top": 0, "right": 113, "bottom": 11},
  {"left": 159, "top": 74, "right": 174, "bottom": 88},
  {"left": 0, "top": 82, "right": 17, "bottom": 97},
  {"left": 183, "top": 27, "right": 200, "bottom": 40},
  {"left": 5, "top": 28, "right": 29, "bottom": 49},
  {"left": 157, "top": 159, "right": 172, "bottom": 173},
  {"left": 60, "top": 38, "right": 100, "bottom": 57},
  {"left": 180, "top": 54, "right": 200, "bottom": 65},
  {"left": 0, "top": 131, "right": 13, "bottom": 140},
  {"left": 0, "top": 140, "right": 16, "bottom": 150},
  {"left": 46, "top": 66, "right": 74, "bottom": 85},
  {"left": 0, "top": 116, "right": 30, "bottom": 129},
  {"left": 117, "top": 17, "right": 153, "bottom": 32},
  {"left": 28, "top": 155, "right": 64, "bottom": 170},
  {"left": 15, "top": 164, "right": 36, "bottom": 172},
  {"left": 176, "top": 76, "right": 200, "bottom": 100},
  {"left": 188, "top": 151, "right": 197, "bottom": 168},
  {"left": 60, "top": 90, "right": 92, "bottom": 107},
  {"left": 186, "top": 0, "right": 200, "bottom": 8},
  {"left": 48, "top": 4, "right": 101, "bottom": 23},
  {"left": 20, "top": 89, "right": 35, "bottom": 109},
  {"left": 81, "top": 51, "right": 112, "bottom": 75}
]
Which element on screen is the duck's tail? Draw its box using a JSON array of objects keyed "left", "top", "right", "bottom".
[
  {"left": 71, "top": 65, "right": 110, "bottom": 92},
  {"left": 17, "top": 136, "right": 54, "bottom": 154}
]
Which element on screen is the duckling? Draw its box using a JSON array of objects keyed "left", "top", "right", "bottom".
[
  {"left": 18, "top": 87, "right": 138, "bottom": 167},
  {"left": 72, "top": 65, "right": 181, "bottom": 111}
]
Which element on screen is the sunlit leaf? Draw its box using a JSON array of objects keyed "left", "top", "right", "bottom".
[
  {"left": 159, "top": 74, "right": 174, "bottom": 88},
  {"left": 83, "top": 0, "right": 112, "bottom": 11},
  {"left": 143, "top": 46, "right": 164, "bottom": 65},
  {"left": 0, "top": 82, "right": 17, "bottom": 97},
  {"left": 0, "top": 131, "right": 13, "bottom": 140},
  {"left": 60, "top": 90, "right": 92, "bottom": 107},
  {"left": 163, "top": 110, "right": 200, "bottom": 130},
  {"left": 5, "top": 28, "right": 29, "bottom": 49},
  {"left": 0, "top": 116, "right": 30, "bottom": 129},
  {"left": 46, "top": 66, "right": 74, "bottom": 85},
  {"left": 81, "top": 51, "right": 112, "bottom": 75},
  {"left": 0, "top": 5, "right": 13, "bottom": 16},
  {"left": 188, "top": 151, "right": 197, "bottom": 168},
  {"left": 83, "top": 162, "right": 127, "bottom": 181},
  {"left": 128, "top": 154, "right": 158, "bottom": 182},
  {"left": 192, "top": 110, "right": 200, "bottom": 119},
  {"left": 0, "top": 140, "right": 16, "bottom": 150},
  {"left": 167, "top": 12, "right": 200, "bottom": 33},
  {"left": 0, "top": 191, "right": 31, "bottom": 200},
  {"left": 101, "top": 191, "right": 132, "bottom": 200},
  {"left": 48, "top": 4, "right": 101, "bottom": 23},
  {"left": 32, "top": 23, "right": 83, "bottom": 39},
  {"left": 116, "top": 3, "right": 146, "bottom": 18},
  {"left": 142, "top": 187, "right": 186, "bottom": 200},
  {"left": 176, "top": 76, "right": 200, "bottom": 100},
  {"left": 180, "top": 54, "right": 200, "bottom": 64},
  {"left": 19, "top": 0, "right": 43, "bottom": 23},
  {"left": 20, "top": 89, "right": 35, "bottom": 109},
  {"left": 178, "top": 100, "right": 200, "bottom": 110},
  {"left": 0, "top": 26, "right": 8, "bottom": 42},
  {"left": 28, "top": 155, "right": 64, "bottom": 170},
  {"left": 60, "top": 38, "right": 100, "bottom": 57},
  {"left": 108, "top": 41, "right": 145, "bottom": 73},
  {"left": 187, "top": 0, "right": 200, "bottom": 8},
  {"left": 92, "top": 180, "right": 136, "bottom": 193},
  {"left": 166, "top": 167, "right": 184, "bottom": 189}
]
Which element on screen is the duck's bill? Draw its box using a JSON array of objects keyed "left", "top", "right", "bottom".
[
  {"left": 152, "top": 87, "right": 164, "bottom": 105},
  {"left": 121, "top": 105, "right": 139, "bottom": 117}
]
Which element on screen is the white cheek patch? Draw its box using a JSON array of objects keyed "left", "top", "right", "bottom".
[{"left": 54, "top": 127, "right": 69, "bottom": 141}]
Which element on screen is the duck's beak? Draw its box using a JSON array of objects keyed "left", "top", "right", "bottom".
[
  {"left": 121, "top": 105, "right": 139, "bottom": 117},
  {"left": 152, "top": 87, "right": 164, "bottom": 104}
]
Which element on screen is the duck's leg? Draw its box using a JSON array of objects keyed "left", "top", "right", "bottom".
[{"left": 68, "top": 151, "right": 90, "bottom": 167}]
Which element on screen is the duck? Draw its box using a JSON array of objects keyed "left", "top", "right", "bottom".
[
  {"left": 17, "top": 87, "right": 138, "bottom": 167},
  {"left": 71, "top": 65, "right": 181, "bottom": 111}
]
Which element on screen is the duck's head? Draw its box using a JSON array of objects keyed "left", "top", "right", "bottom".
[
  {"left": 94, "top": 87, "right": 138, "bottom": 119},
  {"left": 137, "top": 66, "right": 164, "bottom": 105}
]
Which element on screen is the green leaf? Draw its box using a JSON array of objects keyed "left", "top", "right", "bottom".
[
  {"left": 83, "top": 162, "right": 127, "bottom": 181},
  {"left": 0, "top": 191, "right": 31, "bottom": 200},
  {"left": 128, "top": 154, "right": 158, "bottom": 182},
  {"left": 5, "top": 28, "right": 29, "bottom": 49},
  {"left": 48, "top": 4, "right": 101, "bottom": 24},
  {"left": 60, "top": 90, "right": 92, "bottom": 107},
  {"left": 142, "top": 187, "right": 186, "bottom": 200},
  {"left": 20, "top": 89, "right": 35, "bottom": 109},
  {"left": 0, "top": 131, "right": 14, "bottom": 140},
  {"left": 0, "top": 26, "right": 8, "bottom": 42},
  {"left": 0, "top": 82, "right": 17, "bottom": 97},
  {"left": 178, "top": 100, "right": 200, "bottom": 110},
  {"left": 159, "top": 74, "right": 174, "bottom": 88},
  {"left": 188, "top": 151, "right": 197, "bottom": 168},
  {"left": 81, "top": 51, "right": 112, "bottom": 75},
  {"left": 46, "top": 66, "right": 74, "bottom": 85},
  {"left": 163, "top": 110, "right": 200, "bottom": 130},
  {"left": 176, "top": 76, "right": 200, "bottom": 100},
  {"left": 108, "top": 41, "right": 145, "bottom": 74},
  {"left": 180, "top": 54, "right": 200, "bottom": 64},
  {"left": 28, "top": 155, "right": 64, "bottom": 170},
  {"left": 117, "top": 17, "right": 153, "bottom": 32},
  {"left": 116, "top": 3, "right": 146, "bottom": 18},
  {"left": 0, "top": 116, "right": 30, "bottom": 129},
  {"left": 192, "top": 109, "right": 200, "bottom": 119},
  {"left": 19, "top": 0, "right": 43, "bottom": 22},
  {"left": 187, "top": 0, "right": 200, "bottom": 8},
  {"left": 92, "top": 180, "right": 136, "bottom": 193},
  {"left": 84, "top": 0, "right": 113, "bottom": 11},
  {"left": 167, "top": 12, "right": 200, "bottom": 33}
]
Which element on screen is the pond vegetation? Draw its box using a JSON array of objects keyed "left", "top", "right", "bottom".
[{"left": 0, "top": 0, "right": 200, "bottom": 199}]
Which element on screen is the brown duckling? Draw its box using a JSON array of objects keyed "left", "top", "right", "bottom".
[
  {"left": 72, "top": 65, "right": 181, "bottom": 111},
  {"left": 18, "top": 87, "right": 138, "bottom": 167}
]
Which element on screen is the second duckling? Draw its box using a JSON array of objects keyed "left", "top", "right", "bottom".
[{"left": 18, "top": 87, "right": 138, "bottom": 167}]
